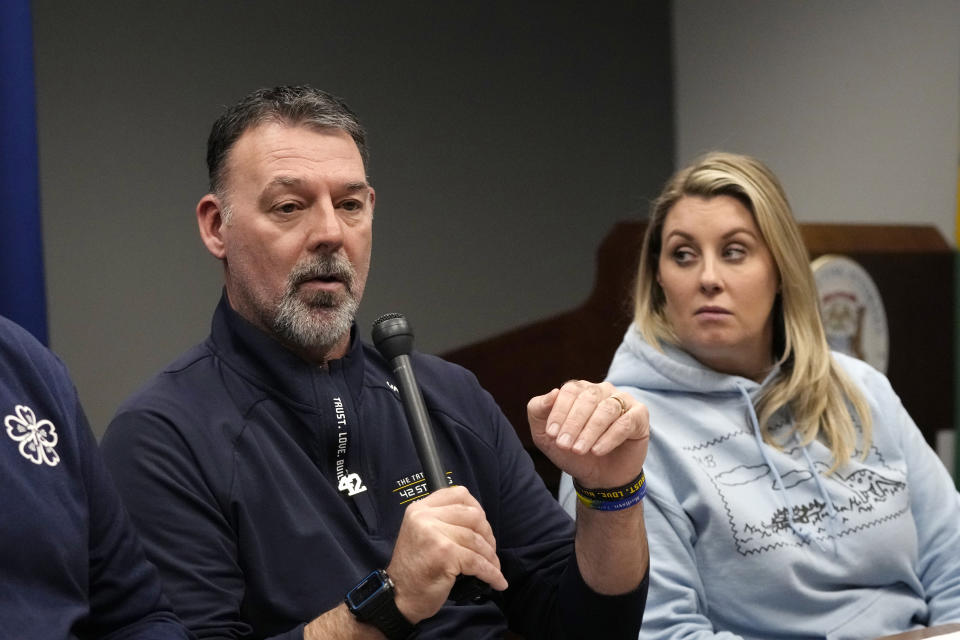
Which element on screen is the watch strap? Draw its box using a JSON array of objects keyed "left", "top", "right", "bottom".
[{"left": 363, "top": 594, "right": 416, "bottom": 639}]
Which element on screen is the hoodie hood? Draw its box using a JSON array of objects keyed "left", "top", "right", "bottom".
[{"left": 606, "top": 324, "right": 776, "bottom": 396}]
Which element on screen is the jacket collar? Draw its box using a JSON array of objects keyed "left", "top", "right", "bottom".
[{"left": 207, "top": 291, "right": 366, "bottom": 410}]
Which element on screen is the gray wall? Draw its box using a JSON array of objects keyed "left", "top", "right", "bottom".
[
  {"left": 33, "top": 1, "right": 675, "bottom": 434},
  {"left": 673, "top": 0, "right": 960, "bottom": 242}
]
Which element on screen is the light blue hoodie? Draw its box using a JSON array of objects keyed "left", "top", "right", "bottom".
[{"left": 560, "top": 326, "right": 960, "bottom": 639}]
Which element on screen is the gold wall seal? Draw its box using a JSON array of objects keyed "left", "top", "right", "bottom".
[{"left": 811, "top": 255, "right": 889, "bottom": 373}]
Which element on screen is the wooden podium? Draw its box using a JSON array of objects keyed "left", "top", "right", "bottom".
[{"left": 441, "top": 221, "right": 955, "bottom": 495}]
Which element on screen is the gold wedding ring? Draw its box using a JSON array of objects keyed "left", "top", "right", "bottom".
[{"left": 609, "top": 394, "right": 628, "bottom": 417}]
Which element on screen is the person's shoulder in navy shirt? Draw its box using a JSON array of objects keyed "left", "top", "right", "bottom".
[{"left": 0, "top": 315, "right": 190, "bottom": 639}]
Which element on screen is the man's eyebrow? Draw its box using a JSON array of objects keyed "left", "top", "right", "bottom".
[
  {"left": 256, "top": 177, "right": 303, "bottom": 208},
  {"left": 257, "top": 178, "right": 370, "bottom": 206},
  {"left": 259, "top": 176, "right": 305, "bottom": 195},
  {"left": 344, "top": 182, "right": 370, "bottom": 193}
]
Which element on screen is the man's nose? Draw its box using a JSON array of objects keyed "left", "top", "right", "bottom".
[{"left": 305, "top": 199, "right": 344, "bottom": 250}]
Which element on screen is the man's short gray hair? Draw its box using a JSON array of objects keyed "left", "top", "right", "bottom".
[{"left": 205, "top": 85, "right": 369, "bottom": 198}]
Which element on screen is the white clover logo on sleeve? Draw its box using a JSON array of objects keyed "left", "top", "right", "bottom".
[{"left": 4, "top": 405, "right": 60, "bottom": 467}]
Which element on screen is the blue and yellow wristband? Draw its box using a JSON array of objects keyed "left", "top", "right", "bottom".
[{"left": 573, "top": 469, "right": 646, "bottom": 511}]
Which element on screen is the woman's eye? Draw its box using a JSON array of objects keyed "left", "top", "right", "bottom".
[
  {"left": 724, "top": 245, "right": 747, "bottom": 260},
  {"left": 672, "top": 248, "right": 696, "bottom": 264}
]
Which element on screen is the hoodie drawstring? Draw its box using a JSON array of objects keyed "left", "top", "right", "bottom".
[
  {"left": 736, "top": 383, "right": 835, "bottom": 552},
  {"left": 798, "top": 437, "right": 840, "bottom": 546}
]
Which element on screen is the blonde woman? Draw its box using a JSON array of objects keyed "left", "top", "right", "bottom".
[{"left": 560, "top": 152, "right": 960, "bottom": 639}]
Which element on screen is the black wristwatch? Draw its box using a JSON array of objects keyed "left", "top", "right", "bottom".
[{"left": 345, "top": 569, "right": 417, "bottom": 639}]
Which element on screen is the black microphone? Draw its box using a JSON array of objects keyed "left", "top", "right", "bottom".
[
  {"left": 371, "top": 313, "right": 448, "bottom": 491},
  {"left": 372, "top": 312, "right": 490, "bottom": 604}
]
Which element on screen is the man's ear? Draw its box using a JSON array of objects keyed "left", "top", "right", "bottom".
[{"left": 197, "top": 194, "right": 227, "bottom": 259}]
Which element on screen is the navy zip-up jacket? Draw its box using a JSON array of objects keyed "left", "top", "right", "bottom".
[
  {"left": 101, "top": 297, "right": 646, "bottom": 639},
  {"left": 0, "top": 315, "right": 189, "bottom": 639}
]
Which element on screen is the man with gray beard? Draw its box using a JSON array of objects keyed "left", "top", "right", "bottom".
[
  {"left": 274, "top": 252, "right": 359, "bottom": 352},
  {"left": 102, "top": 85, "right": 649, "bottom": 640}
]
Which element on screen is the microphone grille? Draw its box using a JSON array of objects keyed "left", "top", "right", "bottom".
[
  {"left": 373, "top": 312, "right": 404, "bottom": 325},
  {"left": 371, "top": 312, "right": 414, "bottom": 359}
]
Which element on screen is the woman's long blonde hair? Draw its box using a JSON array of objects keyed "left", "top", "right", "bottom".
[{"left": 634, "top": 152, "right": 872, "bottom": 469}]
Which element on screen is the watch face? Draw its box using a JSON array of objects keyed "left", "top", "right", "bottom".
[
  {"left": 346, "top": 569, "right": 414, "bottom": 638},
  {"left": 347, "top": 570, "right": 388, "bottom": 609}
]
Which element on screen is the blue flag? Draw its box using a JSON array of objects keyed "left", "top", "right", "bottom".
[{"left": 0, "top": 0, "right": 47, "bottom": 344}]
